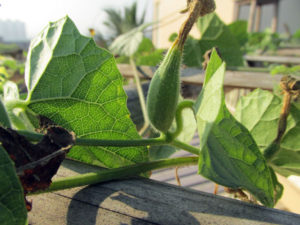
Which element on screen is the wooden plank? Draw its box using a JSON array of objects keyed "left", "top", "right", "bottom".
[
  {"left": 277, "top": 174, "right": 300, "bottom": 214},
  {"left": 117, "top": 64, "right": 282, "bottom": 90},
  {"left": 244, "top": 55, "right": 300, "bottom": 64},
  {"left": 27, "top": 159, "right": 300, "bottom": 225},
  {"left": 233, "top": 2, "right": 241, "bottom": 21},
  {"left": 255, "top": 5, "right": 262, "bottom": 32},
  {"left": 248, "top": 0, "right": 257, "bottom": 32},
  {"left": 271, "top": 1, "right": 279, "bottom": 32},
  {"left": 275, "top": 48, "right": 300, "bottom": 57}
]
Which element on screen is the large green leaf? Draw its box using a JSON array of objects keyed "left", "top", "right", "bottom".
[
  {"left": 194, "top": 51, "right": 275, "bottom": 207},
  {"left": 228, "top": 20, "right": 248, "bottom": 47},
  {"left": 197, "top": 13, "right": 244, "bottom": 67},
  {"left": 0, "top": 146, "right": 27, "bottom": 225},
  {"left": 25, "top": 16, "right": 148, "bottom": 168},
  {"left": 182, "top": 36, "right": 203, "bottom": 68},
  {"left": 235, "top": 89, "right": 300, "bottom": 176}
]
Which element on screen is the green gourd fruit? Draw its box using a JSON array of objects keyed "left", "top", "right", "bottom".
[{"left": 146, "top": 43, "right": 182, "bottom": 132}]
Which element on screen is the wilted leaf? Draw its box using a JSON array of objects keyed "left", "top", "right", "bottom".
[
  {"left": 25, "top": 16, "right": 148, "bottom": 168},
  {"left": 0, "top": 126, "right": 75, "bottom": 195}
]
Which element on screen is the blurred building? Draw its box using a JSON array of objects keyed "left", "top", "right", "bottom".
[
  {"left": 0, "top": 19, "right": 27, "bottom": 42},
  {"left": 152, "top": 0, "right": 300, "bottom": 48}
]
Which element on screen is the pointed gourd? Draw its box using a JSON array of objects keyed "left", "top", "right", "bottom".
[{"left": 146, "top": 43, "right": 182, "bottom": 132}]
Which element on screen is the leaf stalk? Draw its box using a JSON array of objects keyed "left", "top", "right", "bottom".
[{"left": 28, "top": 156, "right": 198, "bottom": 195}]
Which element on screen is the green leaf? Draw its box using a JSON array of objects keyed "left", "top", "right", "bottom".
[
  {"left": 134, "top": 38, "right": 163, "bottom": 66},
  {"left": 135, "top": 49, "right": 163, "bottom": 66},
  {"left": 25, "top": 16, "right": 148, "bottom": 168},
  {"left": 270, "top": 65, "right": 300, "bottom": 76},
  {"left": 2, "top": 81, "right": 34, "bottom": 131},
  {"left": 0, "top": 146, "right": 27, "bottom": 225},
  {"left": 136, "top": 37, "right": 155, "bottom": 53},
  {"left": 202, "top": 48, "right": 223, "bottom": 85},
  {"left": 0, "top": 99, "right": 11, "bottom": 127},
  {"left": 175, "top": 106, "right": 197, "bottom": 144},
  {"left": 182, "top": 36, "right": 203, "bottom": 68},
  {"left": 3, "top": 81, "right": 19, "bottom": 101},
  {"left": 0, "top": 66, "right": 10, "bottom": 79},
  {"left": 228, "top": 20, "right": 248, "bottom": 47},
  {"left": 168, "top": 35, "right": 204, "bottom": 68},
  {"left": 245, "top": 29, "right": 281, "bottom": 53},
  {"left": 194, "top": 48, "right": 224, "bottom": 150},
  {"left": 235, "top": 89, "right": 300, "bottom": 176},
  {"left": 197, "top": 13, "right": 244, "bottom": 67},
  {"left": 109, "top": 23, "right": 153, "bottom": 57},
  {"left": 114, "top": 38, "right": 163, "bottom": 66},
  {"left": 149, "top": 144, "right": 177, "bottom": 161},
  {"left": 195, "top": 53, "right": 275, "bottom": 207}
]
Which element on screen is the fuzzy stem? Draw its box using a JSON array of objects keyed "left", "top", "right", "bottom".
[
  {"left": 28, "top": 156, "right": 198, "bottom": 195},
  {"left": 18, "top": 129, "right": 200, "bottom": 155},
  {"left": 176, "top": 1, "right": 202, "bottom": 49},
  {"left": 175, "top": 0, "right": 215, "bottom": 50},
  {"left": 129, "top": 57, "right": 150, "bottom": 134}
]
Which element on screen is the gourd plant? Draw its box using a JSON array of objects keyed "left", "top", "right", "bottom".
[{"left": 1, "top": 0, "right": 300, "bottom": 224}]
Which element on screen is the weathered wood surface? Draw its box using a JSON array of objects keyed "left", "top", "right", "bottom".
[
  {"left": 117, "top": 64, "right": 282, "bottom": 90},
  {"left": 244, "top": 55, "right": 300, "bottom": 65},
  {"left": 28, "top": 159, "right": 300, "bottom": 225},
  {"left": 275, "top": 47, "right": 300, "bottom": 57}
]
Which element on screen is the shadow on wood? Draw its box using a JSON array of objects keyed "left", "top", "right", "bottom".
[{"left": 28, "top": 159, "right": 300, "bottom": 225}]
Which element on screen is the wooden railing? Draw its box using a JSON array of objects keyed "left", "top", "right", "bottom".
[
  {"left": 117, "top": 64, "right": 282, "bottom": 90},
  {"left": 28, "top": 159, "right": 300, "bottom": 225}
]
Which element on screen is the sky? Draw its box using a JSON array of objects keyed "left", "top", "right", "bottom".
[{"left": 0, "top": 0, "right": 152, "bottom": 40}]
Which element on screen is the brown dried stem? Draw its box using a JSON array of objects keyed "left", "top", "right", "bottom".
[
  {"left": 264, "top": 75, "right": 300, "bottom": 161},
  {"left": 174, "top": 0, "right": 215, "bottom": 49}
]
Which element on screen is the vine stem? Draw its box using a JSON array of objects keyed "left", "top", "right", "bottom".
[
  {"left": 18, "top": 130, "right": 201, "bottom": 156},
  {"left": 28, "top": 156, "right": 198, "bottom": 195},
  {"left": 129, "top": 56, "right": 150, "bottom": 135},
  {"left": 172, "top": 139, "right": 199, "bottom": 155},
  {"left": 18, "top": 130, "right": 167, "bottom": 146},
  {"left": 169, "top": 100, "right": 195, "bottom": 139}
]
